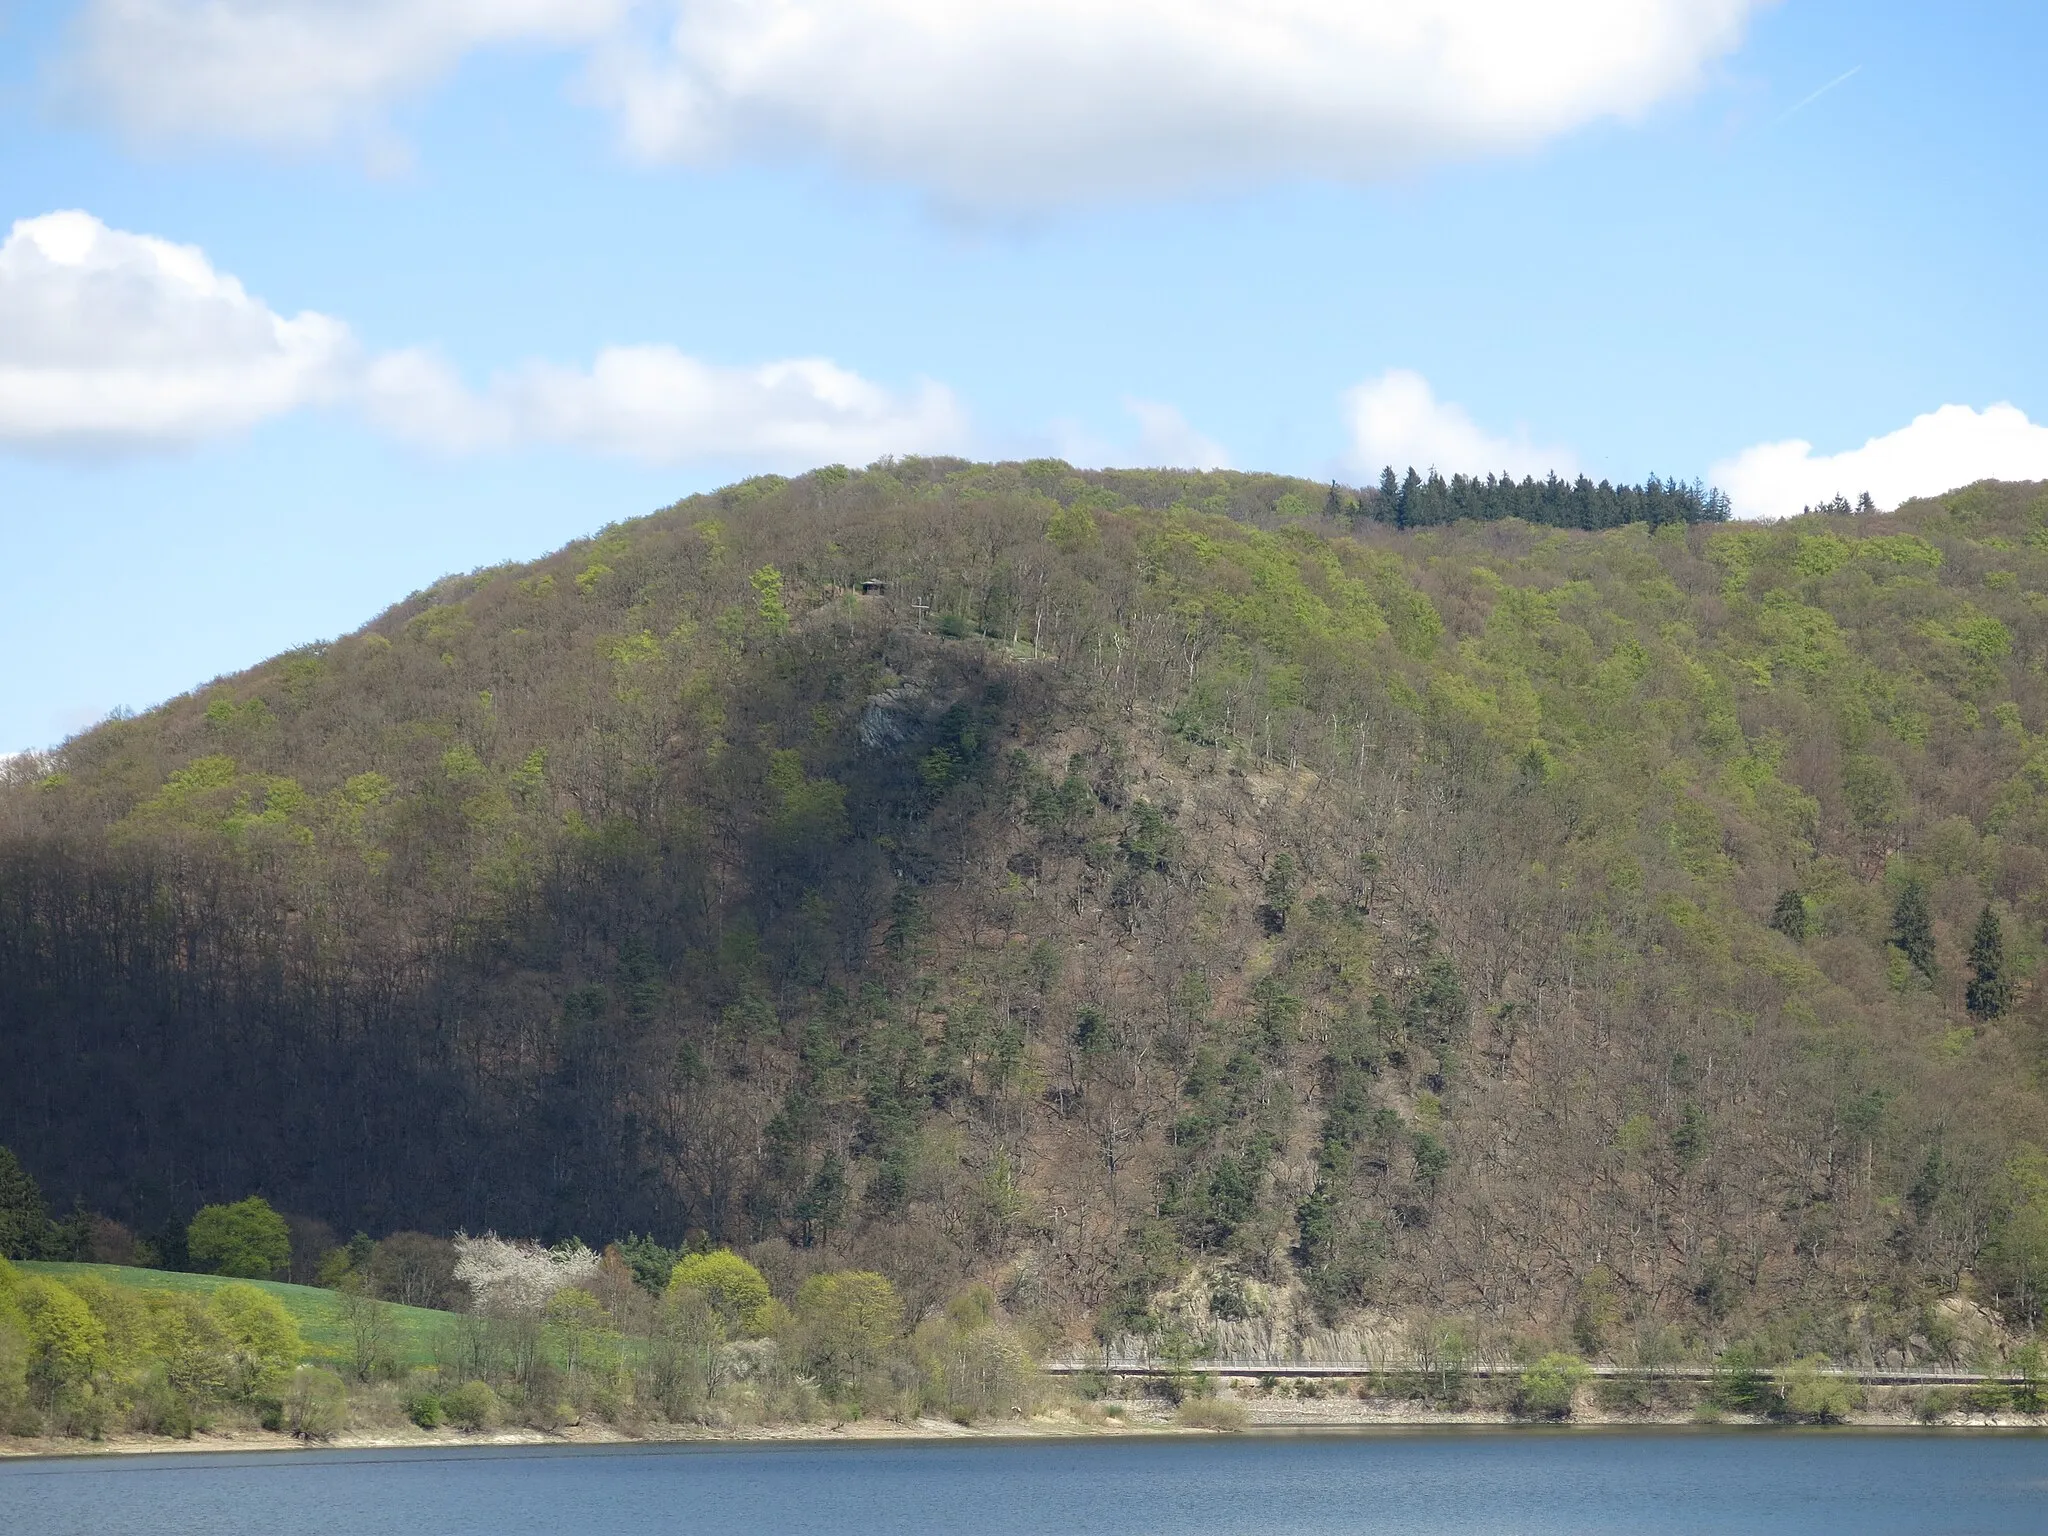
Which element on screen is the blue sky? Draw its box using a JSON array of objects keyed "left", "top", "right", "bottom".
[{"left": 4, "top": 0, "right": 2048, "bottom": 753}]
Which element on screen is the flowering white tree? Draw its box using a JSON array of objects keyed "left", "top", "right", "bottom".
[{"left": 452, "top": 1232, "right": 601, "bottom": 1317}]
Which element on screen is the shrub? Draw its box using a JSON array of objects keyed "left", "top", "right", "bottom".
[
  {"left": 285, "top": 1366, "right": 348, "bottom": 1440},
  {"left": 131, "top": 1365, "right": 198, "bottom": 1438},
  {"left": 188, "top": 1198, "right": 291, "bottom": 1279},
  {"left": 1517, "top": 1353, "right": 1590, "bottom": 1419},
  {"left": 1964, "top": 1383, "right": 2011, "bottom": 1415},
  {"left": 1776, "top": 1357, "right": 1858, "bottom": 1424},
  {"left": 404, "top": 1388, "right": 445, "bottom": 1428},
  {"left": 1918, "top": 1387, "right": 1960, "bottom": 1424},
  {"left": 666, "top": 1251, "right": 772, "bottom": 1336},
  {"left": 1177, "top": 1397, "right": 1248, "bottom": 1431},
  {"left": 2011, "top": 1342, "right": 2045, "bottom": 1415},
  {"left": 443, "top": 1379, "right": 500, "bottom": 1431}
]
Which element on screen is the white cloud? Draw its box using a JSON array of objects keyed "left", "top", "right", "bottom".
[
  {"left": 1711, "top": 403, "right": 2048, "bottom": 520},
  {"left": 0, "top": 210, "right": 353, "bottom": 449},
  {"left": 66, "top": 0, "right": 627, "bottom": 147},
  {"left": 1124, "top": 398, "right": 1231, "bottom": 470},
  {"left": 0, "top": 209, "right": 969, "bottom": 467},
  {"left": 597, "top": 0, "right": 1766, "bottom": 209},
  {"left": 368, "top": 344, "right": 970, "bottom": 466},
  {"left": 1344, "top": 369, "right": 1577, "bottom": 480},
  {"left": 65, "top": 0, "right": 1768, "bottom": 208}
]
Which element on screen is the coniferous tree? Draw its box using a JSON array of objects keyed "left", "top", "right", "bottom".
[
  {"left": 1892, "top": 879, "right": 1937, "bottom": 980},
  {"left": 1967, "top": 905, "right": 2012, "bottom": 1020},
  {"left": 1770, "top": 889, "right": 1809, "bottom": 942},
  {"left": 1377, "top": 465, "right": 1399, "bottom": 521},
  {"left": 0, "top": 1144, "right": 49, "bottom": 1259}
]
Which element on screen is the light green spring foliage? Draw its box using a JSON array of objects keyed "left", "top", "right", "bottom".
[
  {"left": 15, "top": 1274, "right": 108, "bottom": 1401},
  {"left": 0, "top": 1265, "right": 320, "bottom": 1434},
  {"left": 187, "top": 1197, "right": 292, "bottom": 1279},
  {"left": 208, "top": 1282, "right": 305, "bottom": 1395},
  {"left": 750, "top": 565, "right": 792, "bottom": 633},
  {"left": 666, "top": 1249, "right": 772, "bottom": 1336},
  {"left": 909, "top": 1283, "right": 1035, "bottom": 1423},
  {"left": 1517, "top": 1352, "right": 1590, "bottom": 1418},
  {"left": 1776, "top": 1357, "right": 1861, "bottom": 1422},
  {"left": 542, "top": 1286, "right": 622, "bottom": 1381},
  {"left": 790, "top": 1270, "right": 903, "bottom": 1396}
]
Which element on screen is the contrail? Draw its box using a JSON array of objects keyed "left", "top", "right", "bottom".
[{"left": 1777, "top": 65, "right": 1863, "bottom": 124}]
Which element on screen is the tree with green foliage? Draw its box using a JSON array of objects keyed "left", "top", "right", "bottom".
[
  {"left": 749, "top": 565, "right": 791, "bottom": 633},
  {"left": 1769, "top": 888, "right": 1809, "bottom": 942},
  {"left": 792, "top": 1270, "right": 902, "bottom": 1398},
  {"left": 616, "top": 1233, "right": 683, "bottom": 1294},
  {"left": 0, "top": 1147, "right": 47, "bottom": 1261},
  {"left": 208, "top": 1283, "right": 303, "bottom": 1397},
  {"left": 140, "top": 1290, "right": 233, "bottom": 1403},
  {"left": 188, "top": 1197, "right": 292, "bottom": 1278},
  {"left": 1891, "top": 879, "right": 1937, "bottom": 981},
  {"left": 666, "top": 1249, "right": 772, "bottom": 1336},
  {"left": 544, "top": 1286, "right": 621, "bottom": 1390},
  {"left": 1983, "top": 1150, "right": 2048, "bottom": 1327},
  {"left": 15, "top": 1275, "right": 106, "bottom": 1406},
  {"left": 1967, "top": 905, "right": 2012, "bottom": 1020}
]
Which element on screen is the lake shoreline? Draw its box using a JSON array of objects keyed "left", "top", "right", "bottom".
[{"left": 7, "top": 1397, "right": 2045, "bottom": 1461}]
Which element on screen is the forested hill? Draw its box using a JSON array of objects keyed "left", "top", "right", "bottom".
[{"left": 5, "top": 459, "right": 2048, "bottom": 1361}]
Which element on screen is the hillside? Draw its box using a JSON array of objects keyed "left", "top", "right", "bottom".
[{"left": 5, "top": 459, "right": 2048, "bottom": 1365}]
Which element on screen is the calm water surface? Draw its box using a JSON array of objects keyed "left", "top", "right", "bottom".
[{"left": 4, "top": 1431, "right": 2047, "bottom": 1536}]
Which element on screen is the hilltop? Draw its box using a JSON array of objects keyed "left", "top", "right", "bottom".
[{"left": 4, "top": 459, "right": 2047, "bottom": 1366}]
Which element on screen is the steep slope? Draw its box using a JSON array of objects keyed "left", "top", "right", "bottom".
[{"left": 5, "top": 459, "right": 2048, "bottom": 1360}]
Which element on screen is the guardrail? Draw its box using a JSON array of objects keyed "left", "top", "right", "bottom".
[{"left": 1042, "top": 1360, "right": 2027, "bottom": 1387}]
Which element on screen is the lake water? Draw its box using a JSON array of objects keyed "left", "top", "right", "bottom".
[{"left": 5, "top": 1430, "right": 2047, "bottom": 1536}]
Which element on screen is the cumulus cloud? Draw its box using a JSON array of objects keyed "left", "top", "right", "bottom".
[
  {"left": 0, "top": 210, "right": 353, "bottom": 449},
  {"left": 1124, "top": 398, "right": 1231, "bottom": 470},
  {"left": 367, "top": 344, "right": 969, "bottom": 465},
  {"left": 0, "top": 209, "right": 969, "bottom": 466},
  {"left": 1345, "top": 369, "right": 1577, "bottom": 480},
  {"left": 1711, "top": 403, "right": 2048, "bottom": 520},
  {"left": 64, "top": 0, "right": 1767, "bottom": 208},
  {"left": 66, "top": 0, "right": 627, "bottom": 147}
]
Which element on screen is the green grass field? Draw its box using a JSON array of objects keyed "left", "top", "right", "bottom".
[{"left": 19, "top": 1262, "right": 456, "bottom": 1368}]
